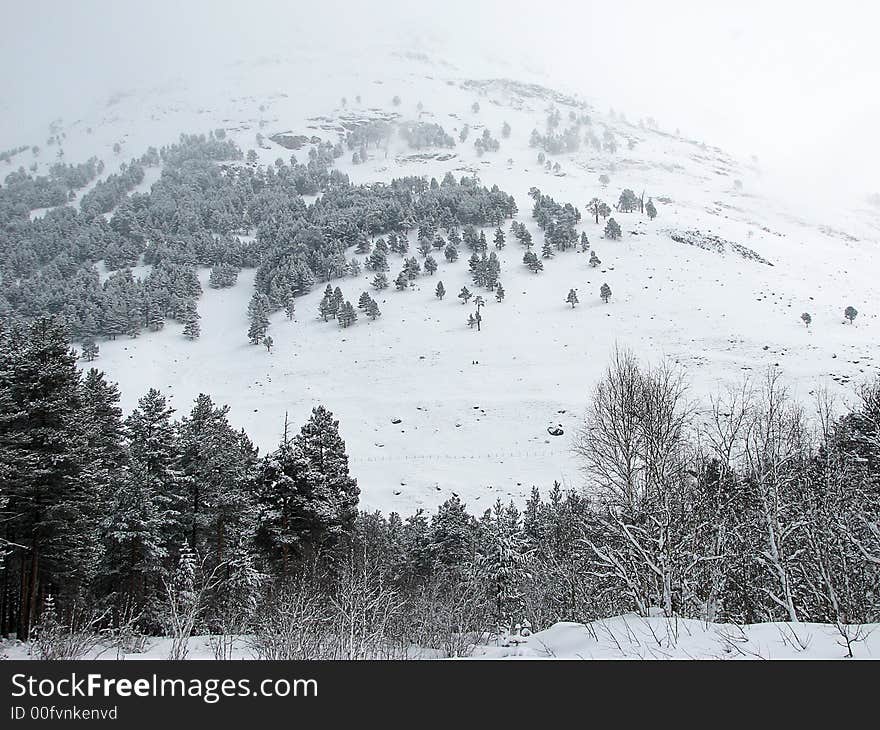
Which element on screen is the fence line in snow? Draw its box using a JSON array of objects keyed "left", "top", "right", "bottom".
[{"left": 349, "top": 449, "right": 560, "bottom": 463}]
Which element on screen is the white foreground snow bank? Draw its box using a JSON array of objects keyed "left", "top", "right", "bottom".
[{"left": 2, "top": 616, "right": 876, "bottom": 660}]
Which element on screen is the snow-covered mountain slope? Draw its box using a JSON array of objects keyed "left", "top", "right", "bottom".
[{"left": 6, "top": 43, "right": 879, "bottom": 513}]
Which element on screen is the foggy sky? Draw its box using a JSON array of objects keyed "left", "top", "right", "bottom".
[{"left": 1, "top": 0, "right": 877, "bottom": 199}]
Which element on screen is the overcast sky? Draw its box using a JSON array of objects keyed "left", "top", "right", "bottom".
[{"left": 1, "top": 0, "right": 876, "bottom": 197}]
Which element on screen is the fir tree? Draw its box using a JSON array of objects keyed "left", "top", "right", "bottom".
[
  {"left": 371, "top": 272, "right": 389, "bottom": 291},
  {"left": 435, "top": 281, "right": 446, "bottom": 300},
  {"left": 458, "top": 286, "right": 472, "bottom": 304},
  {"left": 495, "top": 282, "right": 505, "bottom": 302},
  {"left": 424, "top": 255, "right": 438, "bottom": 276}
]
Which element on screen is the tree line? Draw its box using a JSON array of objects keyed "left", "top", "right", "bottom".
[{"left": 1, "top": 321, "right": 877, "bottom": 657}]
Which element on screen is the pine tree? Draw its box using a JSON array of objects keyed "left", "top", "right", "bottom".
[
  {"left": 365, "top": 298, "right": 381, "bottom": 320},
  {"left": 495, "top": 282, "right": 505, "bottom": 302},
  {"left": 394, "top": 271, "right": 409, "bottom": 291},
  {"left": 479, "top": 500, "right": 529, "bottom": 625},
  {"left": 366, "top": 249, "right": 389, "bottom": 272},
  {"left": 371, "top": 272, "right": 388, "bottom": 290},
  {"left": 332, "top": 287, "right": 344, "bottom": 313},
  {"left": 435, "top": 281, "right": 446, "bottom": 300},
  {"left": 604, "top": 217, "right": 622, "bottom": 240},
  {"left": 424, "top": 255, "right": 438, "bottom": 276},
  {"left": 486, "top": 252, "right": 501, "bottom": 289},
  {"left": 338, "top": 301, "right": 357, "bottom": 327},
  {"left": 645, "top": 198, "right": 657, "bottom": 220},
  {"left": 589, "top": 250, "right": 601, "bottom": 268},
  {"left": 580, "top": 232, "right": 590, "bottom": 251},
  {"left": 429, "top": 494, "right": 476, "bottom": 570},
  {"left": 355, "top": 234, "right": 371, "bottom": 255},
  {"left": 182, "top": 306, "right": 200, "bottom": 340},
  {"left": 523, "top": 251, "right": 543, "bottom": 273},
  {"left": 284, "top": 296, "right": 295, "bottom": 320},
  {"left": 291, "top": 406, "right": 360, "bottom": 561},
  {"left": 469, "top": 252, "right": 485, "bottom": 287},
  {"left": 444, "top": 243, "right": 459, "bottom": 263},
  {"left": 600, "top": 283, "right": 612, "bottom": 303},
  {"left": 124, "top": 388, "right": 186, "bottom": 575},
  {"left": 177, "top": 394, "right": 257, "bottom": 570},
  {"left": 81, "top": 337, "right": 99, "bottom": 361},
  {"left": 0, "top": 318, "right": 101, "bottom": 638},
  {"left": 404, "top": 257, "right": 421, "bottom": 281},
  {"left": 248, "top": 292, "right": 270, "bottom": 343},
  {"left": 358, "top": 291, "right": 372, "bottom": 310},
  {"left": 458, "top": 286, "right": 472, "bottom": 304},
  {"left": 255, "top": 417, "right": 318, "bottom": 575},
  {"left": 566, "top": 289, "right": 579, "bottom": 308},
  {"left": 494, "top": 227, "right": 506, "bottom": 249}
]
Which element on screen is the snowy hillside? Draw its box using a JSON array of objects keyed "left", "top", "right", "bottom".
[{"left": 5, "top": 40, "right": 880, "bottom": 514}]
